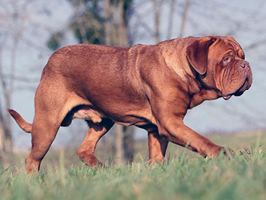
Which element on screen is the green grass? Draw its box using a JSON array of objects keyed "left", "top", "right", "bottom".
[{"left": 1, "top": 132, "right": 266, "bottom": 200}]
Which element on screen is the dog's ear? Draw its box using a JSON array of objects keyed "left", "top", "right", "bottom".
[{"left": 186, "top": 37, "right": 217, "bottom": 75}]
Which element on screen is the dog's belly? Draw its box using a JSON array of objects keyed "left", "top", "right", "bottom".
[
  {"left": 62, "top": 101, "right": 153, "bottom": 127},
  {"left": 87, "top": 104, "right": 153, "bottom": 126},
  {"left": 87, "top": 95, "right": 153, "bottom": 126},
  {"left": 73, "top": 107, "right": 103, "bottom": 123}
]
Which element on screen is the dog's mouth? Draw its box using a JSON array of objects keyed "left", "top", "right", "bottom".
[
  {"left": 223, "top": 76, "right": 251, "bottom": 100},
  {"left": 223, "top": 88, "right": 245, "bottom": 100},
  {"left": 223, "top": 94, "right": 232, "bottom": 100}
]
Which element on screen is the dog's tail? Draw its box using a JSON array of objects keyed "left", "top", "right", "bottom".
[{"left": 7, "top": 109, "right": 32, "bottom": 133}]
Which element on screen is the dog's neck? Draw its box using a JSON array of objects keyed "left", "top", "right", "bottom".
[{"left": 188, "top": 89, "right": 220, "bottom": 109}]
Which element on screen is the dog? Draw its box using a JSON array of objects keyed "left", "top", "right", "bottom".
[{"left": 8, "top": 36, "right": 252, "bottom": 172}]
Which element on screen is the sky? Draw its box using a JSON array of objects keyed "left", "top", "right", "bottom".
[{"left": 1, "top": 0, "right": 266, "bottom": 149}]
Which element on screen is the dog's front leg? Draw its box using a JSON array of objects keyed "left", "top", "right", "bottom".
[{"left": 155, "top": 115, "right": 230, "bottom": 158}]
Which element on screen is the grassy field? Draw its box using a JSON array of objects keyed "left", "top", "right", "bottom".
[{"left": 1, "top": 131, "right": 266, "bottom": 200}]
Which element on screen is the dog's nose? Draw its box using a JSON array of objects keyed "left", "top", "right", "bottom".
[{"left": 240, "top": 61, "right": 250, "bottom": 68}]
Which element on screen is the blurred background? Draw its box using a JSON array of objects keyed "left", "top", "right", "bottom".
[{"left": 0, "top": 0, "right": 266, "bottom": 166}]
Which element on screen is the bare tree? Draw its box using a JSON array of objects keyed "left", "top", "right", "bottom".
[
  {"left": 152, "top": 0, "right": 164, "bottom": 43},
  {"left": 166, "top": 0, "right": 176, "bottom": 39},
  {"left": 0, "top": 2, "right": 23, "bottom": 165},
  {"left": 179, "top": 0, "right": 190, "bottom": 38}
]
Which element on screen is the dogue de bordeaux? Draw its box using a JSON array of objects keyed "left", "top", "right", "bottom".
[{"left": 8, "top": 36, "right": 252, "bottom": 172}]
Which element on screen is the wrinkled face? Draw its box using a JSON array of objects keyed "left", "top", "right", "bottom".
[{"left": 207, "top": 37, "right": 252, "bottom": 100}]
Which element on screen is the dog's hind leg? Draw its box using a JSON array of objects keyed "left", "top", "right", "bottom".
[
  {"left": 148, "top": 128, "right": 169, "bottom": 165},
  {"left": 77, "top": 118, "right": 114, "bottom": 167},
  {"left": 25, "top": 78, "right": 70, "bottom": 172},
  {"left": 25, "top": 117, "right": 60, "bottom": 172}
]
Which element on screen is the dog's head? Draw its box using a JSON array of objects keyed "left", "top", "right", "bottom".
[{"left": 186, "top": 36, "right": 252, "bottom": 100}]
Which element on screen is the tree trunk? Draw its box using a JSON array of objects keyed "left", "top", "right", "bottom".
[
  {"left": 0, "top": 112, "right": 6, "bottom": 166},
  {"left": 179, "top": 0, "right": 190, "bottom": 38},
  {"left": 167, "top": 0, "right": 176, "bottom": 39},
  {"left": 0, "top": 44, "right": 13, "bottom": 167},
  {"left": 122, "top": 125, "right": 134, "bottom": 163},
  {"left": 0, "top": 110, "right": 12, "bottom": 167},
  {"left": 152, "top": 0, "right": 163, "bottom": 43},
  {"left": 115, "top": 125, "right": 125, "bottom": 166},
  {"left": 115, "top": 125, "right": 135, "bottom": 166},
  {"left": 104, "top": 0, "right": 112, "bottom": 46},
  {"left": 118, "top": 0, "right": 129, "bottom": 48}
]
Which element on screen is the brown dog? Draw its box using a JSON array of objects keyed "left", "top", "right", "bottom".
[{"left": 9, "top": 36, "right": 252, "bottom": 172}]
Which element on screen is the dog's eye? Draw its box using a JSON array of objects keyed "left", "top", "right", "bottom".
[
  {"left": 222, "top": 57, "right": 231, "bottom": 66},
  {"left": 223, "top": 57, "right": 230, "bottom": 62}
]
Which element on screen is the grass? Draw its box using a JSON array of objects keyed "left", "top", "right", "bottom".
[{"left": 1, "top": 131, "right": 266, "bottom": 200}]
